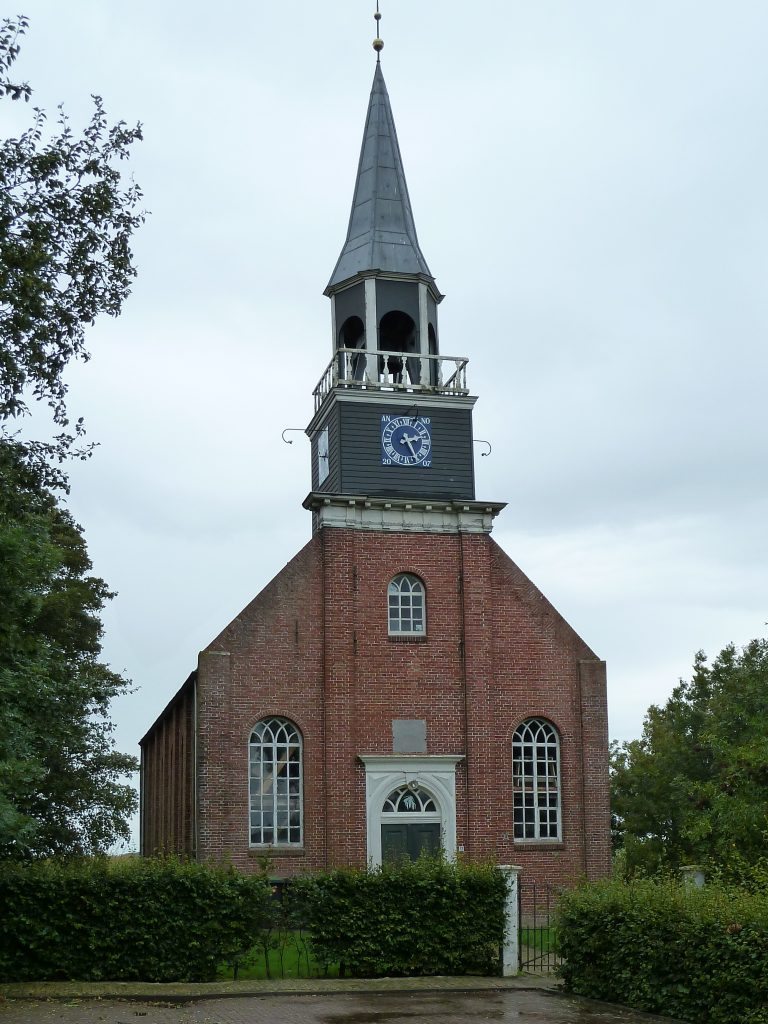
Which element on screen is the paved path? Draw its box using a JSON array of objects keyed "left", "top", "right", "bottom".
[{"left": 0, "top": 988, "right": 684, "bottom": 1024}]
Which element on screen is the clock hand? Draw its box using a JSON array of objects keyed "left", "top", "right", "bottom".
[{"left": 400, "top": 433, "right": 418, "bottom": 458}]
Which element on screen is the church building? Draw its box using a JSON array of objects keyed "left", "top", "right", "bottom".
[{"left": 140, "top": 44, "right": 611, "bottom": 887}]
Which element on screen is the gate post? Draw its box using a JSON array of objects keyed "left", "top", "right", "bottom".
[{"left": 498, "top": 864, "right": 522, "bottom": 977}]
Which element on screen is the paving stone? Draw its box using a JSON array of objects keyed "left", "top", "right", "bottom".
[{"left": 0, "top": 989, "right": 686, "bottom": 1024}]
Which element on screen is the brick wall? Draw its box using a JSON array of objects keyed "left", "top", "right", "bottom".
[{"left": 142, "top": 525, "right": 611, "bottom": 887}]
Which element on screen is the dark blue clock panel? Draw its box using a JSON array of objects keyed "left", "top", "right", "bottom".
[{"left": 313, "top": 400, "right": 475, "bottom": 501}]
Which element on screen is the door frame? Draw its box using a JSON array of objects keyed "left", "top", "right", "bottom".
[{"left": 358, "top": 754, "right": 464, "bottom": 867}]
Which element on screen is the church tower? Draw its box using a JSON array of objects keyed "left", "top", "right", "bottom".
[
  {"left": 304, "top": 59, "right": 492, "bottom": 529},
  {"left": 139, "top": 30, "right": 611, "bottom": 886}
]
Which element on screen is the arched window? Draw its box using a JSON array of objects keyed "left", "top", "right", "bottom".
[
  {"left": 382, "top": 785, "right": 437, "bottom": 813},
  {"left": 379, "top": 310, "right": 417, "bottom": 385},
  {"left": 512, "top": 718, "right": 561, "bottom": 841},
  {"left": 249, "top": 717, "right": 302, "bottom": 847},
  {"left": 388, "top": 574, "right": 426, "bottom": 635},
  {"left": 338, "top": 315, "right": 366, "bottom": 381}
]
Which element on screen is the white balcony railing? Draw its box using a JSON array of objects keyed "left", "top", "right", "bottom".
[{"left": 313, "top": 347, "right": 469, "bottom": 412}]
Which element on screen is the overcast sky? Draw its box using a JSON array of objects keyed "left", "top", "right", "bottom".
[{"left": 9, "top": 1, "right": 767, "bottom": 848}]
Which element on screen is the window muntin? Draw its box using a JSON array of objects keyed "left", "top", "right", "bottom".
[
  {"left": 388, "top": 574, "right": 426, "bottom": 635},
  {"left": 382, "top": 785, "right": 437, "bottom": 813},
  {"left": 512, "top": 718, "right": 561, "bottom": 841},
  {"left": 249, "top": 717, "right": 302, "bottom": 846}
]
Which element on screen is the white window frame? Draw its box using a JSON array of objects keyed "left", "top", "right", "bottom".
[
  {"left": 248, "top": 717, "right": 303, "bottom": 848},
  {"left": 387, "top": 573, "right": 426, "bottom": 636},
  {"left": 512, "top": 718, "right": 562, "bottom": 842}
]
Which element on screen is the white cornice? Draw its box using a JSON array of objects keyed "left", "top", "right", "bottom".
[
  {"left": 303, "top": 493, "right": 506, "bottom": 535},
  {"left": 359, "top": 754, "right": 465, "bottom": 770}
]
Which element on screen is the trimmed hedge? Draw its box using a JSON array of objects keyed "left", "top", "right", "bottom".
[
  {"left": 557, "top": 877, "right": 768, "bottom": 1024},
  {"left": 289, "top": 857, "right": 506, "bottom": 977},
  {"left": 0, "top": 857, "right": 270, "bottom": 982}
]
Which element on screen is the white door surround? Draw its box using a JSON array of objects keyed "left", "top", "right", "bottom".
[{"left": 358, "top": 754, "right": 464, "bottom": 867}]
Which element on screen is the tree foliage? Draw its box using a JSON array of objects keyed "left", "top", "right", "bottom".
[
  {"left": 0, "top": 857, "right": 271, "bottom": 981},
  {"left": 0, "top": 443, "right": 138, "bottom": 857},
  {"left": 290, "top": 857, "right": 506, "bottom": 977},
  {"left": 611, "top": 638, "right": 768, "bottom": 876},
  {"left": 0, "top": 15, "right": 144, "bottom": 457},
  {"left": 557, "top": 876, "right": 768, "bottom": 1024},
  {"left": 0, "top": 17, "right": 143, "bottom": 856}
]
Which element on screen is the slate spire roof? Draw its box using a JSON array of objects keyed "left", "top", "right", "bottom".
[{"left": 326, "top": 63, "right": 436, "bottom": 294}]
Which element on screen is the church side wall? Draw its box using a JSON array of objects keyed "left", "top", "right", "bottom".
[{"left": 140, "top": 678, "right": 195, "bottom": 857}]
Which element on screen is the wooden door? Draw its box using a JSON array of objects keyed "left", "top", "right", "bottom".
[{"left": 381, "top": 822, "right": 440, "bottom": 863}]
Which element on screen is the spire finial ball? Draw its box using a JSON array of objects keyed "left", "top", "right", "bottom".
[
  {"left": 373, "top": 37, "right": 384, "bottom": 52},
  {"left": 374, "top": 10, "right": 381, "bottom": 20}
]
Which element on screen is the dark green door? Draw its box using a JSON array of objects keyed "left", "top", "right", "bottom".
[{"left": 381, "top": 822, "right": 440, "bottom": 863}]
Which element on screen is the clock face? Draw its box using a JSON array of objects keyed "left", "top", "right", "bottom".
[
  {"left": 317, "top": 426, "right": 329, "bottom": 485},
  {"left": 381, "top": 415, "right": 432, "bottom": 467}
]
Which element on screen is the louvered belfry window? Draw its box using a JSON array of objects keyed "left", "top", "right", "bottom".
[
  {"left": 249, "top": 717, "right": 302, "bottom": 846},
  {"left": 512, "top": 718, "right": 561, "bottom": 840}
]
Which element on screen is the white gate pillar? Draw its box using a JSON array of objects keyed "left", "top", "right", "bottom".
[{"left": 498, "top": 864, "right": 522, "bottom": 977}]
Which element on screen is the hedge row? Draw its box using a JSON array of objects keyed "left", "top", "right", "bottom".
[
  {"left": 0, "top": 857, "right": 271, "bottom": 982},
  {"left": 557, "top": 877, "right": 768, "bottom": 1024},
  {"left": 289, "top": 858, "right": 506, "bottom": 977}
]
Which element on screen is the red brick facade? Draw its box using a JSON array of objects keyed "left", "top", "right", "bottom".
[{"left": 140, "top": 523, "right": 611, "bottom": 886}]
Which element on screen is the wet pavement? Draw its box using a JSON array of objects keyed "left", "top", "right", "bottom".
[{"left": 0, "top": 990, "right": 683, "bottom": 1024}]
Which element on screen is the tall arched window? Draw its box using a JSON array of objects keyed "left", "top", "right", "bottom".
[
  {"left": 249, "top": 717, "right": 302, "bottom": 847},
  {"left": 388, "top": 574, "right": 426, "bottom": 635},
  {"left": 512, "top": 718, "right": 561, "bottom": 841}
]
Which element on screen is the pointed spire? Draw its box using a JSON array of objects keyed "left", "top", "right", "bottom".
[{"left": 326, "top": 64, "right": 436, "bottom": 294}]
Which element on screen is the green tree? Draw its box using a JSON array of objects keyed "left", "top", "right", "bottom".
[
  {"left": 0, "top": 15, "right": 143, "bottom": 460},
  {"left": 0, "top": 443, "right": 137, "bottom": 857},
  {"left": 0, "top": 17, "right": 142, "bottom": 855},
  {"left": 612, "top": 638, "right": 768, "bottom": 877}
]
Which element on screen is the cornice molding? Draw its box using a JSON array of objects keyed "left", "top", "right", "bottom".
[{"left": 303, "top": 493, "right": 506, "bottom": 535}]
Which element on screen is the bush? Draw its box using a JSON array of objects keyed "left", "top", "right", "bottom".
[
  {"left": 290, "top": 857, "right": 506, "bottom": 977},
  {"left": 557, "top": 877, "right": 768, "bottom": 1024},
  {"left": 0, "top": 856, "right": 271, "bottom": 982}
]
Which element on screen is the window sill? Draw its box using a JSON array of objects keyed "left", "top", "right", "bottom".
[
  {"left": 388, "top": 634, "right": 428, "bottom": 643},
  {"left": 248, "top": 847, "right": 305, "bottom": 857},
  {"left": 513, "top": 840, "right": 564, "bottom": 849}
]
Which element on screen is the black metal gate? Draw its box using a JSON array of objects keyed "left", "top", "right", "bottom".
[{"left": 518, "top": 879, "right": 559, "bottom": 974}]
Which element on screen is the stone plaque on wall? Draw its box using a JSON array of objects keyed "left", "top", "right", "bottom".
[{"left": 392, "top": 719, "right": 427, "bottom": 753}]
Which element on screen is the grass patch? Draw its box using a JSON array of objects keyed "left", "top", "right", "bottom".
[
  {"left": 520, "top": 927, "right": 557, "bottom": 954},
  {"left": 218, "top": 932, "right": 339, "bottom": 980}
]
